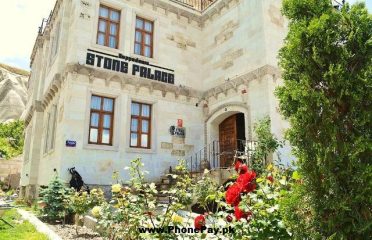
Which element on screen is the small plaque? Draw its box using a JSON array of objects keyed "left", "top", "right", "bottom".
[
  {"left": 169, "top": 126, "right": 186, "bottom": 138},
  {"left": 66, "top": 140, "right": 76, "bottom": 147}
]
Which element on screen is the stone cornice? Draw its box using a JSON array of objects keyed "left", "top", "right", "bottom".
[
  {"left": 24, "top": 63, "right": 280, "bottom": 127},
  {"left": 202, "top": 65, "right": 281, "bottom": 100}
]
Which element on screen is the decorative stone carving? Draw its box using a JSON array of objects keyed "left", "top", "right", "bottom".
[{"left": 161, "top": 142, "right": 173, "bottom": 149}]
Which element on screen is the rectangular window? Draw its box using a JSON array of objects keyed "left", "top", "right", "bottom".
[
  {"left": 134, "top": 17, "right": 153, "bottom": 58},
  {"left": 44, "top": 113, "right": 51, "bottom": 153},
  {"left": 89, "top": 95, "right": 115, "bottom": 145},
  {"left": 97, "top": 5, "right": 120, "bottom": 49},
  {"left": 44, "top": 105, "right": 58, "bottom": 153},
  {"left": 51, "top": 22, "right": 60, "bottom": 58},
  {"left": 130, "top": 102, "right": 151, "bottom": 148}
]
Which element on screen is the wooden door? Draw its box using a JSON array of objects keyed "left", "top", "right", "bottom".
[{"left": 219, "top": 114, "right": 237, "bottom": 168}]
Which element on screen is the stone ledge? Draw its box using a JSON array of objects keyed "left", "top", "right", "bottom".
[{"left": 17, "top": 208, "right": 62, "bottom": 240}]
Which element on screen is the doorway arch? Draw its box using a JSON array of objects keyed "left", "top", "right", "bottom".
[{"left": 205, "top": 103, "right": 251, "bottom": 168}]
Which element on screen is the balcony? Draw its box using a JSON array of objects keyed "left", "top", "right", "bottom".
[{"left": 172, "top": 0, "right": 218, "bottom": 12}]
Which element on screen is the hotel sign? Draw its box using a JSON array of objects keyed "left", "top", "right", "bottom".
[
  {"left": 169, "top": 126, "right": 185, "bottom": 138},
  {"left": 85, "top": 49, "right": 175, "bottom": 84}
]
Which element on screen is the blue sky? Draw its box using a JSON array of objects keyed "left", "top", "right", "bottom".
[{"left": 0, "top": 0, "right": 370, "bottom": 70}]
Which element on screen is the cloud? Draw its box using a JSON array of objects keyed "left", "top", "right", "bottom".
[{"left": 0, "top": 0, "right": 56, "bottom": 70}]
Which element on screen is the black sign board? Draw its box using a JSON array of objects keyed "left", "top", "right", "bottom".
[
  {"left": 86, "top": 49, "right": 175, "bottom": 84},
  {"left": 66, "top": 140, "right": 77, "bottom": 147},
  {"left": 169, "top": 126, "right": 185, "bottom": 138}
]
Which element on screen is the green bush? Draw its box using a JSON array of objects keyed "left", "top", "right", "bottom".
[
  {"left": 277, "top": 0, "right": 372, "bottom": 238},
  {"left": 38, "top": 176, "right": 73, "bottom": 223},
  {"left": 0, "top": 120, "right": 24, "bottom": 159}
]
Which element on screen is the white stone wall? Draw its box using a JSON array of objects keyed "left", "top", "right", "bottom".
[{"left": 21, "top": 0, "right": 292, "bottom": 190}]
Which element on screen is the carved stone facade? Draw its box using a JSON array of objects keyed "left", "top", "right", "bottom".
[{"left": 20, "top": 0, "right": 291, "bottom": 198}]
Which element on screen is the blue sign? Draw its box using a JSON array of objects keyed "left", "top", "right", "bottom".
[{"left": 66, "top": 140, "right": 76, "bottom": 147}]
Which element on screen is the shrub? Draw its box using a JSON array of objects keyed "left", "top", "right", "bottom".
[
  {"left": 38, "top": 176, "right": 73, "bottom": 223},
  {"left": 277, "top": 0, "right": 372, "bottom": 238},
  {"left": 70, "top": 188, "right": 105, "bottom": 234}
]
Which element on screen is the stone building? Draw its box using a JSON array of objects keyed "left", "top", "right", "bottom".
[{"left": 20, "top": 0, "right": 291, "bottom": 198}]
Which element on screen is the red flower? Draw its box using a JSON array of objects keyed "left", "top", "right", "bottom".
[
  {"left": 237, "top": 170, "right": 257, "bottom": 193},
  {"left": 225, "top": 182, "right": 243, "bottom": 206},
  {"left": 234, "top": 206, "right": 252, "bottom": 221},
  {"left": 194, "top": 215, "right": 206, "bottom": 230},
  {"left": 267, "top": 175, "right": 274, "bottom": 183},
  {"left": 226, "top": 215, "right": 233, "bottom": 222},
  {"left": 239, "top": 164, "right": 248, "bottom": 174},
  {"left": 234, "top": 160, "right": 242, "bottom": 172}
]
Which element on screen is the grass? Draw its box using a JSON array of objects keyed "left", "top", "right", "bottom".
[{"left": 0, "top": 209, "right": 48, "bottom": 240}]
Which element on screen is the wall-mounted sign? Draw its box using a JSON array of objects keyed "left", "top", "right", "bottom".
[
  {"left": 177, "top": 119, "right": 183, "bottom": 128},
  {"left": 66, "top": 140, "right": 76, "bottom": 147},
  {"left": 169, "top": 126, "right": 185, "bottom": 138},
  {"left": 85, "top": 49, "right": 175, "bottom": 84}
]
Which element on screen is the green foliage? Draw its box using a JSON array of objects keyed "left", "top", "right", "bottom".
[
  {"left": 38, "top": 176, "right": 73, "bottom": 222},
  {"left": 70, "top": 188, "right": 105, "bottom": 217},
  {"left": 193, "top": 169, "right": 219, "bottom": 210},
  {"left": 277, "top": 1, "right": 372, "bottom": 238},
  {"left": 0, "top": 120, "right": 24, "bottom": 159},
  {"left": 0, "top": 209, "right": 48, "bottom": 240},
  {"left": 251, "top": 117, "right": 282, "bottom": 174}
]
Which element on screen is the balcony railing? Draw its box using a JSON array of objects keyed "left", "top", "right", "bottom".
[{"left": 172, "top": 0, "right": 217, "bottom": 12}]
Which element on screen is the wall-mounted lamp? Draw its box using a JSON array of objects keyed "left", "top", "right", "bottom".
[{"left": 195, "top": 103, "right": 199, "bottom": 107}]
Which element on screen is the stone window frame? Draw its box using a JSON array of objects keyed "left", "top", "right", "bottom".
[
  {"left": 131, "top": 12, "right": 159, "bottom": 62},
  {"left": 129, "top": 102, "right": 152, "bottom": 149},
  {"left": 88, "top": 95, "right": 115, "bottom": 146},
  {"left": 84, "top": 89, "right": 121, "bottom": 152},
  {"left": 134, "top": 16, "right": 154, "bottom": 58},
  {"left": 96, "top": 4, "right": 121, "bottom": 49}
]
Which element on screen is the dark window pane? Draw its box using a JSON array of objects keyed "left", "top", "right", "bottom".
[
  {"left": 144, "top": 21, "right": 152, "bottom": 32},
  {"left": 103, "top": 98, "right": 113, "bottom": 112},
  {"left": 90, "top": 128, "right": 98, "bottom": 142},
  {"left": 141, "top": 104, "right": 150, "bottom": 117},
  {"left": 109, "top": 36, "right": 116, "bottom": 48},
  {"left": 131, "top": 119, "right": 138, "bottom": 132},
  {"left": 102, "top": 129, "right": 110, "bottom": 144},
  {"left": 144, "top": 46, "right": 151, "bottom": 58},
  {"left": 97, "top": 33, "right": 105, "bottom": 45},
  {"left": 90, "top": 113, "right": 99, "bottom": 127},
  {"left": 91, "top": 96, "right": 101, "bottom": 110},
  {"left": 130, "top": 133, "right": 138, "bottom": 146},
  {"left": 131, "top": 103, "right": 140, "bottom": 115},
  {"left": 110, "top": 23, "right": 117, "bottom": 35},
  {"left": 142, "top": 120, "right": 149, "bottom": 133},
  {"left": 103, "top": 114, "right": 111, "bottom": 128},
  {"left": 134, "top": 43, "right": 141, "bottom": 55},
  {"left": 141, "top": 134, "right": 148, "bottom": 147},
  {"left": 110, "top": 11, "right": 119, "bottom": 21},
  {"left": 99, "top": 20, "right": 106, "bottom": 32},
  {"left": 135, "top": 31, "right": 142, "bottom": 42},
  {"left": 99, "top": 7, "right": 109, "bottom": 18},
  {"left": 136, "top": 18, "right": 143, "bottom": 29}
]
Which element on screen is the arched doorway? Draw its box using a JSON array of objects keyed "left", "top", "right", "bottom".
[{"left": 219, "top": 113, "right": 246, "bottom": 168}]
